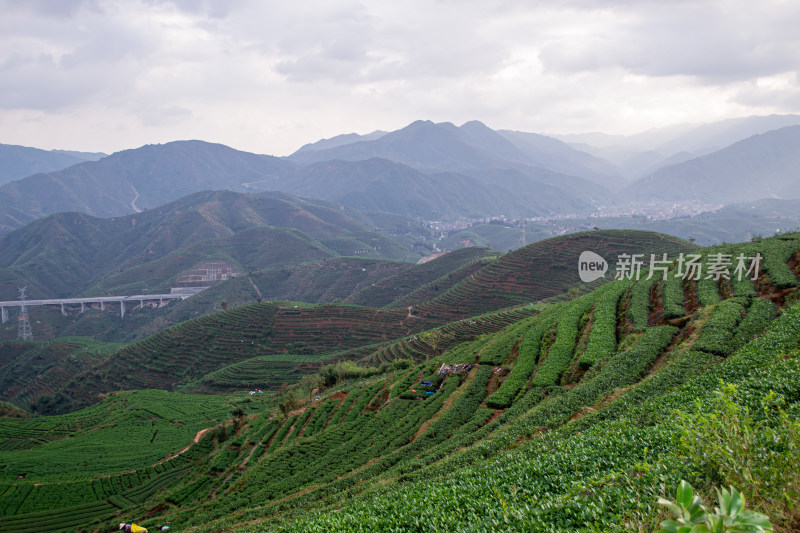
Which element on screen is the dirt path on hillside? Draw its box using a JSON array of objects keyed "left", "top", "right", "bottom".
[{"left": 154, "top": 426, "right": 215, "bottom": 466}]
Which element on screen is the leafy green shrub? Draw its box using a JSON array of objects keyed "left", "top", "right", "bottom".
[
  {"left": 693, "top": 300, "right": 746, "bottom": 356},
  {"left": 532, "top": 291, "right": 600, "bottom": 386},
  {"left": 579, "top": 280, "right": 631, "bottom": 369},
  {"left": 663, "top": 273, "right": 686, "bottom": 319},
  {"left": 657, "top": 480, "right": 773, "bottom": 533},
  {"left": 673, "top": 382, "right": 800, "bottom": 530},
  {"left": 696, "top": 278, "right": 721, "bottom": 307},
  {"left": 630, "top": 275, "right": 659, "bottom": 331},
  {"left": 485, "top": 308, "right": 561, "bottom": 409},
  {"left": 731, "top": 299, "right": 776, "bottom": 348}
]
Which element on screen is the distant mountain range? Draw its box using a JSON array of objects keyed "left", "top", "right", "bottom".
[
  {"left": 627, "top": 126, "right": 800, "bottom": 204},
  {"left": 0, "top": 123, "right": 619, "bottom": 233},
  {"left": 0, "top": 115, "right": 798, "bottom": 241},
  {"left": 557, "top": 114, "right": 800, "bottom": 180},
  {"left": 0, "top": 143, "right": 105, "bottom": 185},
  {"left": 288, "top": 119, "right": 623, "bottom": 189}
]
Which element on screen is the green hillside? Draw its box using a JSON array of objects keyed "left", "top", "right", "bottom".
[
  {"left": 0, "top": 233, "right": 797, "bottom": 532},
  {"left": 410, "top": 229, "right": 698, "bottom": 321},
  {"left": 0, "top": 190, "right": 425, "bottom": 302}
]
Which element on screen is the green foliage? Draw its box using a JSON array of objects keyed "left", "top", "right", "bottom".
[
  {"left": 630, "top": 274, "right": 659, "bottom": 331},
  {"left": 673, "top": 382, "right": 800, "bottom": 527},
  {"left": 731, "top": 299, "right": 776, "bottom": 348},
  {"left": 657, "top": 480, "right": 773, "bottom": 533},
  {"left": 532, "top": 289, "right": 601, "bottom": 386},
  {"left": 693, "top": 300, "right": 747, "bottom": 356},
  {"left": 663, "top": 272, "right": 686, "bottom": 319},
  {"left": 578, "top": 280, "right": 631, "bottom": 369},
  {"left": 485, "top": 308, "right": 560, "bottom": 409},
  {"left": 696, "top": 278, "right": 721, "bottom": 307}
]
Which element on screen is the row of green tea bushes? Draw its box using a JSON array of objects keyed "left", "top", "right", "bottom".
[
  {"left": 386, "top": 365, "right": 421, "bottom": 399},
  {"left": 265, "top": 414, "right": 298, "bottom": 455},
  {"left": 327, "top": 390, "right": 359, "bottom": 426},
  {"left": 588, "top": 349, "right": 721, "bottom": 425},
  {"left": 578, "top": 280, "right": 632, "bottom": 369},
  {"left": 301, "top": 398, "right": 340, "bottom": 439},
  {"left": 662, "top": 272, "right": 686, "bottom": 319},
  {"left": 286, "top": 407, "right": 316, "bottom": 444},
  {"left": 628, "top": 272, "right": 658, "bottom": 331},
  {"left": 406, "top": 407, "right": 498, "bottom": 469},
  {"left": 387, "top": 256, "right": 496, "bottom": 310},
  {"left": 0, "top": 460, "right": 193, "bottom": 532},
  {"left": 0, "top": 498, "right": 119, "bottom": 533},
  {"left": 253, "top": 427, "right": 281, "bottom": 462},
  {"left": 485, "top": 307, "right": 562, "bottom": 409},
  {"left": 693, "top": 298, "right": 747, "bottom": 356},
  {"left": 345, "top": 380, "right": 387, "bottom": 423},
  {"left": 404, "top": 366, "right": 492, "bottom": 452},
  {"left": 477, "top": 316, "right": 537, "bottom": 365},
  {"left": 516, "top": 325, "right": 678, "bottom": 431},
  {"left": 732, "top": 298, "right": 777, "bottom": 348},
  {"left": 531, "top": 290, "right": 603, "bottom": 387},
  {"left": 729, "top": 254, "right": 759, "bottom": 297},
  {"left": 696, "top": 276, "right": 722, "bottom": 306},
  {"left": 631, "top": 301, "right": 800, "bottom": 424},
  {"left": 755, "top": 236, "right": 800, "bottom": 288},
  {"left": 165, "top": 474, "right": 215, "bottom": 506},
  {"left": 227, "top": 377, "right": 462, "bottom": 511}
]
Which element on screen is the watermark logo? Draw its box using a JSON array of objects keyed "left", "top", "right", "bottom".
[
  {"left": 579, "top": 252, "right": 762, "bottom": 283},
  {"left": 578, "top": 251, "right": 608, "bottom": 282}
]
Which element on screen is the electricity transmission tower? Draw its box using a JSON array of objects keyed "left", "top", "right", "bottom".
[
  {"left": 17, "top": 286, "right": 33, "bottom": 341},
  {"left": 519, "top": 219, "right": 526, "bottom": 249}
]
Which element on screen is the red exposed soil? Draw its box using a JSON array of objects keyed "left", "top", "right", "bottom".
[{"left": 649, "top": 281, "right": 664, "bottom": 326}]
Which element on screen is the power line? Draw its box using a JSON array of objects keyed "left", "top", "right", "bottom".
[{"left": 17, "top": 286, "right": 33, "bottom": 341}]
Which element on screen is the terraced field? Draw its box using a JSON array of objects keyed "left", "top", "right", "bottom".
[
  {"left": 0, "top": 337, "right": 125, "bottom": 411},
  {"left": 2, "top": 232, "right": 798, "bottom": 533},
  {"left": 34, "top": 303, "right": 433, "bottom": 414},
  {"left": 0, "top": 390, "right": 261, "bottom": 532},
  {"left": 409, "top": 229, "right": 698, "bottom": 322},
  {"left": 342, "top": 247, "right": 499, "bottom": 308}
]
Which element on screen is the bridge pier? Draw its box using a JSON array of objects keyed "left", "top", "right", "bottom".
[
  {"left": 120, "top": 300, "right": 125, "bottom": 319},
  {"left": 100, "top": 301, "right": 105, "bottom": 311},
  {"left": 60, "top": 303, "right": 66, "bottom": 316},
  {"left": 1, "top": 307, "right": 6, "bottom": 324},
  {"left": 80, "top": 302, "right": 85, "bottom": 313}
]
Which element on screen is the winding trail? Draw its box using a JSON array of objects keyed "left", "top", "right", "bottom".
[{"left": 130, "top": 182, "right": 142, "bottom": 213}]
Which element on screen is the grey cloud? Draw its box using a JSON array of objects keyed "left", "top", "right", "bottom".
[
  {"left": 538, "top": 2, "right": 800, "bottom": 83},
  {"left": 0, "top": 0, "right": 100, "bottom": 18}
]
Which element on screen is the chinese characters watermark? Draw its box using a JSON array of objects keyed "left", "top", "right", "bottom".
[{"left": 613, "top": 252, "right": 762, "bottom": 281}]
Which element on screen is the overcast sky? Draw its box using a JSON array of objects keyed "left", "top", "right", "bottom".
[{"left": 1, "top": 0, "right": 798, "bottom": 156}]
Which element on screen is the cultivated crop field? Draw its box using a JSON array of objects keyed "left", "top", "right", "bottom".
[{"left": 1, "top": 232, "right": 798, "bottom": 533}]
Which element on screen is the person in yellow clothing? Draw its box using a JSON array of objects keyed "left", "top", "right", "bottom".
[{"left": 119, "top": 523, "right": 148, "bottom": 533}]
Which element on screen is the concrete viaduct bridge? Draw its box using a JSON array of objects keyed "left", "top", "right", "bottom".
[{"left": 0, "top": 289, "right": 201, "bottom": 323}]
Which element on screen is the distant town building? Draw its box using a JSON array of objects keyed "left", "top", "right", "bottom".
[{"left": 176, "top": 260, "right": 241, "bottom": 287}]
